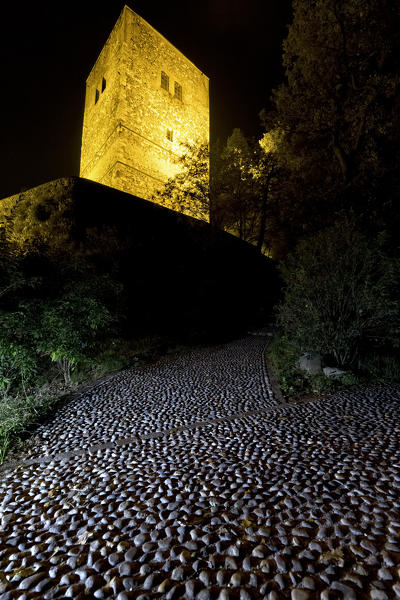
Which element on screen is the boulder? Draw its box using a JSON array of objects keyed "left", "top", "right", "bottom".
[
  {"left": 298, "top": 353, "right": 322, "bottom": 375},
  {"left": 323, "top": 367, "right": 348, "bottom": 377}
]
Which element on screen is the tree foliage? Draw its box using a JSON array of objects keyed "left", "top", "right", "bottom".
[
  {"left": 153, "top": 131, "right": 280, "bottom": 254},
  {"left": 153, "top": 142, "right": 211, "bottom": 222},
  {"left": 0, "top": 246, "right": 121, "bottom": 391},
  {"left": 264, "top": 0, "right": 400, "bottom": 250},
  {"left": 277, "top": 220, "right": 400, "bottom": 367},
  {"left": 37, "top": 285, "right": 113, "bottom": 383},
  {"left": 217, "top": 129, "right": 279, "bottom": 252}
]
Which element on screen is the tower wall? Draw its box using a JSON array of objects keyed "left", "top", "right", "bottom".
[{"left": 80, "top": 6, "right": 209, "bottom": 203}]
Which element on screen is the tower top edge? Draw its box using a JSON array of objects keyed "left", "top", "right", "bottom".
[{"left": 86, "top": 4, "right": 209, "bottom": 83}]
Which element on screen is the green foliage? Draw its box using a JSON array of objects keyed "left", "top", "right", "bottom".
[
  {"left": 267, "top": 333, "right": 309, "bottom": 396},
  {"left": 358, "top": 352, "right": 400, "bottom": 382},
  {"left": 277, "top": 220, "right": 400, "bottom": 367},
  {"left": 0, "top": 341, "right": 37, "bottom": 397},
  {"left": 0, "top": 392, "right": 58, "bottom": 464},
  {"left": 263, "top": 0, "right": 400, "bottom": 251},
  {"left": 0, "top": 257, "right": 120, "bottom": 389},
  {"left": 267, "top": 333, "right": 359, "bottom": 400},
  {"left": 217, "top": 129, "right": 280, "bottom": 252},
  {"left": 38, "top": 291, "right": 113, "bottom": 383},
  {"left": 153, "top": 132, "right": 280, "bottom": 254},
  {"left": 4, "top": 184, "right": 75, "bottom": 255},
  {"left": 0, "top": 306, "right": 40, "bottom": 396}
]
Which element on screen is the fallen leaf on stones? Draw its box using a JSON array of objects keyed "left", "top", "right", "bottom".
[
  {"left": 11, "top": 567, "right": 36, "bottom": 579},
  {"left": 241, "top": 520, "right": 253, "bottom": 528},
  {"left": 49, "top": 546, "right": 60, "bottom": 558},
  {"left": 319, "top": 548, "right": 344, "bottom": 566},
  {"left": 104, "top": 576, "right": 117, "bottom": 590},
  {"left": 77, "top": 531, "right": 91, "bottom": 545},
  {"left": 180, "top": 515, "right": 204, "bottom": 526}
]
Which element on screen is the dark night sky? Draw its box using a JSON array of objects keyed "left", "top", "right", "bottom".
[{"left": 0, "top": 1, "right": 292, "bottom": 199}]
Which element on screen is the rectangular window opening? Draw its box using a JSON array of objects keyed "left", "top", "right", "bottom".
[
  {"left": 101, "top": 77, "right": 106, "bottom": 92},
  {"left": 161, "top": 71, "right": 169, "bottom": 91},
  {"left": 166, "top": 129, "right": 173, "bottom": 142},
  {"left": 174, "top": 81, "right": 182, "bottom": 101},
  {"left": 95, "top": 89, "right": 100, "bottom": 104}
]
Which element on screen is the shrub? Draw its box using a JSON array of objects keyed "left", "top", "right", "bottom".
[
  {"left": 0, "top": 308, "right": 39, "bottom": 397},
  {"left": 37, "top": 284, "right": 114, "bottom": 384},
  {"left": 267, "top": 333, "right": 309, "bottom": 396},
  {"left": 277, "top": 220, "right": 400, "bottom": 367},
  {"left": 358, "top": 352, "right": 400, "bottom": 382},
  {"left": 267, "top": 333, "right": 360, "bottom": 400}
]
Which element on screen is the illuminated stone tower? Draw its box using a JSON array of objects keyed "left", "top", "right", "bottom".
[{"left": 80, "top": 6, "right": 209, "bottom": 202}]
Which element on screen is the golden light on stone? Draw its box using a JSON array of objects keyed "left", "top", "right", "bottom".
[{"left": 80, "top": 6, "right": 210, "bottom": 203}]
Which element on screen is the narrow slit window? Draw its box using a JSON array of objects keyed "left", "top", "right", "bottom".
[
  {"left": 161, "top": 71, "right": 169, "bottom": 91},
  {"left": 166, "top": 129, "right": 173, "bottom": 142},
  {"left": 101, "top": 77, "right": 106, "bottom": 92},
  {"left": 174, "top": 81, "right": 182, "bottom": 101},
  {"left": 95, "top": 89, "right": 100, "bottom": 104}
]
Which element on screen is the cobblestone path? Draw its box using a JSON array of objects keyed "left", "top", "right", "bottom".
[{"left": 1, "top": 336, "right": 400, "bottom": 599}]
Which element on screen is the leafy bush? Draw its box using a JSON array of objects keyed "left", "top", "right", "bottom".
[
  {"left": 267, "top": 333, "right": 359, "bottom": 400},
  {"left": 267, "top": 333, "right": 309, "bottom": 396},
  {"left": 358, "top": 352, "right": 400, "bottom": 382},
  {"left": 38, "top": 290, "right": 113, "bottom": 383},
  {"left": 277, "top": 220, "right": 400, "bottom": 367},
  {"left": 0, "top": 307, "right": 40, "bottom": 397}
]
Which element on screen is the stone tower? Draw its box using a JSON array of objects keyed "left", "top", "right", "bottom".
[{"left": 80, "top": 6, "right": 209, "bottom": 202}]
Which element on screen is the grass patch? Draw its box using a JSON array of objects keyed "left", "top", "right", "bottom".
[{"left": 0, "top": 391, "right": 59, "bottom": 463}]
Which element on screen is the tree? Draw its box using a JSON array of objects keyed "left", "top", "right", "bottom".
[
  {"left": 152, "top": 141, "right": 211, "bottom": 222},
  {"left": 154, "top": 131, "right": 280, "bottom": 254},
  {"left": 0, "top": 237, "right": 121, "bottom": 388},
  {"left": 264, "top": 0, "right": 400, "bottom": 246},
  {"left": 38, "top": 286, "right": 113, "bottom": 383},
  {"left": 217, "top": 129, "right": 280, "bottom": 253},
  {"left": 277, "top": 219, "right": 400, "bottom": 367}
]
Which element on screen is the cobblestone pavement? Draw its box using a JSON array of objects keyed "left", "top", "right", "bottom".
[
  {"left": 1, "top": 336, "right": 400, "bottom": 599},
  {"left": 20, "top": 336, "right": 276, "bottom": 460}
]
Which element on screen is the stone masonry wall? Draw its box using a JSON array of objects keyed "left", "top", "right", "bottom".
[{"left": 80, "top": 6, "right": 209, "bottom": 203}]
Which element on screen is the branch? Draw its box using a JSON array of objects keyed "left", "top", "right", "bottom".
[{"left": 332, "top": 139, "right": 348, "bottom": 181}]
